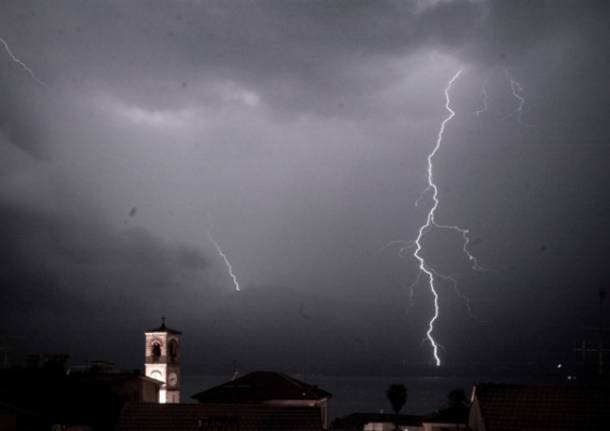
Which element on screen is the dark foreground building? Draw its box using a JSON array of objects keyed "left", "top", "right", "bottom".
[
  {"left": 118, "top": 402, "right": 322, "bottom": 431},
  {"left": 193, "top": 371, "right": 332, "bottom": 428},
  {"left": 331, "top": 406, "right": 468, "bottom": 431},
  {"left": 331, "top": 412, "right": 425, "bottom": 430},
  {"left": 469, "top": 383, "right": 610, "bottom": 431},
  {"left": 0, "top": 322, "right": 334, "bottom": 431},
  {"left": 0, "top": 359, "right": 160, "bottom": 430},
  {"left": 117, "top": 370, "right": 331, "bottom": 431}
]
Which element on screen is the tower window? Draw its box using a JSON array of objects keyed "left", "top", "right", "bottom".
[
  {"left": 152, "top": 342, "right": 162, "bottom": 360},
  {"left": 169, "top": 339, "right": 178, "bottom": 361}
]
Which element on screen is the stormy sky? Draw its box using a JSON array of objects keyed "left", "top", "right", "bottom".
[{"left": 1, "top": 0, "right": 609, "bottom": 374}]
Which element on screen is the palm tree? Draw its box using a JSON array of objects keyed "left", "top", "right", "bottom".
[{"left": 386, "top": 384, "right": 407, "bottom": 431}]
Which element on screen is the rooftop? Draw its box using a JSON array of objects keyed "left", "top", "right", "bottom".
[
  {"left": 332, "top": 412, "right": 424, "bottom": 429},
  {"left": 192, "top": 371, "right": 331, "bottom": 403},
  {"left": 118, "top": 402, "right": 322, "bottom": 431},
  {"left": 424, "top": 404, "right": 469, "bottom": 424},
  {"left": 473, "top": 383, "right": 610, "bottom": 431}
]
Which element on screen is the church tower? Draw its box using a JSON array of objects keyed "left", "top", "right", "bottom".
[{"left": 144, "top": 317, "right": 182, "bottom": 403}]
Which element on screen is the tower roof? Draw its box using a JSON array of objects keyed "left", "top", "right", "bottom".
[{"left": 145, "top": 317, "right": 182, "bottom": 335}]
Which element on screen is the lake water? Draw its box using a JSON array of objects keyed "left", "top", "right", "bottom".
[{"left": 183, "top": 375, "right": 493, "bottom": 419}]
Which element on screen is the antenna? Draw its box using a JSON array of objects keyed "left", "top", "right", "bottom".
[
  {"left": 599, "top": 289, "right": 607, "bottom": 375},
  {"left": 574, "top": 289, "right": 608, "bottom": 376}
]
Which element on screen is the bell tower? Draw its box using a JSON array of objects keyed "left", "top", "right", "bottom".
[{"left": 144, "top": 317, "right": 182, "bottom": 403}]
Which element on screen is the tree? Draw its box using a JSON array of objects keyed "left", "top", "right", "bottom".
[{"left": 386, "top": 384, "right": 407, "bottom": 431}]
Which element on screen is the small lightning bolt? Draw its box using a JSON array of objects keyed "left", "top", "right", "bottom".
[
  {"left": 403, "top": 270, "right": 422, "bottom": 315},
  {"left": 474, "top": 76, "right": 489, "bottom": 117},
  {"left": 206, "top": 232, "right": 241, "bottom": 292},
  {"left": 0, "top": 37, "right": 48, "bottom": 88},
  {"left": 377, "top": 240, "right": 415, "bottom": 258},
  {"left": 411, "top": 68, "right": 483, "bottom": 366},
  {"left": 506, "top": 70, "right": 529, "bottom": 126},
  {"left": 434, "top": 222, "right": 484, "bottom": 271}
]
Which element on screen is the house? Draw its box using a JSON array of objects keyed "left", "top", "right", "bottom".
[
  {"left": 69, "top": 368, "right": 161, "bottom": 403},
  {"left": 421, "top": 404, "right": 469, "bottom": 431},
  {"left": 2, "top": 323, "right": 334, "bottom": 430},
  {"left": 468, "top": 383, "right": 610, "bottom": 431},
  {"left": 118, "top": 402, "right": 323, "bottom": 431},
  {"left": 0, "top": 401, "right": 43, "bottom": 431},
  {"left": 0, "top": 361, "right": 161, "bottom": 430},
  {"left": 192, "top": 371, "right": 332, "bottom": 428},
  {"left": 332, "top": 412, "right": 424, "bottom": 431}
]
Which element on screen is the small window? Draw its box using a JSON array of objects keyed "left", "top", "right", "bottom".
[
  {"left": 152, "top": 342, "right": 162, "bottom": 360},
  {"left": 169, "top": 339, "right": 178, "bottom": 361}
]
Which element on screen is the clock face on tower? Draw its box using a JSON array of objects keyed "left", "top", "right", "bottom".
[
  {"left": 150, "top": 370, "right": 163, "bottom": 382},
  {"left": 168, "top": 372, "right": 178, "bottom": 386}
]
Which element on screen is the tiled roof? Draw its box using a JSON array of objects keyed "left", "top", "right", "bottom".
[
  {"left": 118, "top": 402, "right": 322, "bottom": 431},
  {"left": 70, "top": 371, "right": 160, "bottom": 386},
  {"left": 192, "top": 372, "right": 331, "bottom": 403},
  {"left": 473, "top": 384, "right": 610, "bottom": 431},
  {"left": 332, "top": 412, "right": 424, "bottom": 429},
  {"left": 145, "top": 321, "right": 182, "bottom": 335}
]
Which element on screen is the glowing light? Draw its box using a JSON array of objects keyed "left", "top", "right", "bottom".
[
  {"left": 506, "top": 70, "right": 529, "bottom": 126},
  {"left": 411, "top": 69, "right": 483, "bottom": 366},
  {"left": 207, "top": 232, "right": 241, "bottom": 292},
  {"left": 0, "top": 37, "right": 48, "bottom": 88}
]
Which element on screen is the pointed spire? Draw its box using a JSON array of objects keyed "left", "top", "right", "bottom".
[{"left": 145, "top": 316, "right": 181, "bottom": 334}]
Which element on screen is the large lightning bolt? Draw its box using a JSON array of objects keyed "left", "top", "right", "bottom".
[
  {"left": 0, "top": 37, "right": 48, "bottom": 88},
  {"left": 206, "top": 232, "right": 241, "bottom": 292},
  {"left": 428, "top": 268, "right": 479, "bottom": 320},
  {"left": 412, "top": 69, "right": 482, "bottom": 366},
  {"left": 506, "top": 70, "right": 528, "bottom": 126}
]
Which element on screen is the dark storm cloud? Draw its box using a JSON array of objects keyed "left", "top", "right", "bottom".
[
  {"left": 1, "top": 1, "right": 606, "bottom": 103},
  {"left": 0, "top": 195, "right": 434, "bottom": 372},
  {"left": 0, "top": 74, "right": 48, "bottom": 156},
  {"left": 3, "top": 0, "right": 487, "bottom": 116},
  {"left": 1, "top": 0, "right": 604, "bottom": 139},
  {"left": 0, "top": 199, "right": 212, "bottom": 348}
]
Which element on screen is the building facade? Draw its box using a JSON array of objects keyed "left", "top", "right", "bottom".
[
  {"left": 144, "top": 317, "right": 182, "bottom": 403},
  {"left": 192, "top": 371, "right": 331, "bottom": 428}
]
